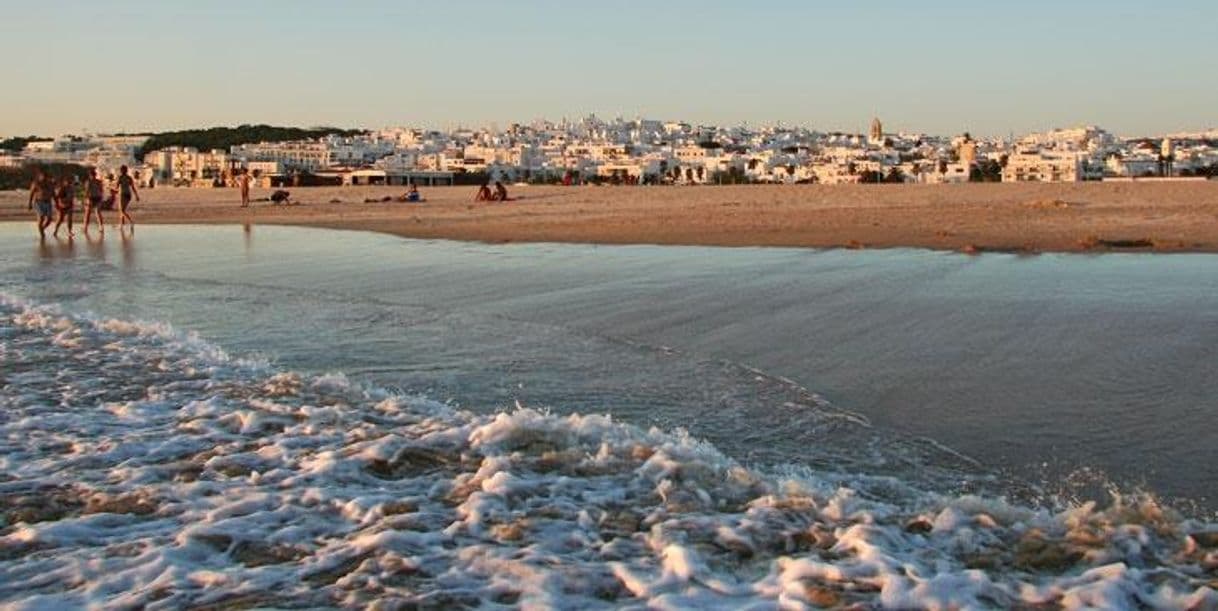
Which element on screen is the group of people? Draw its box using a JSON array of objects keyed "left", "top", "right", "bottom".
[
  {"left": 474, "top": 180, "right": 511, "bottom": 202},
  {"left": 28, "top": 165, "right": 138, "bottom": 238}
]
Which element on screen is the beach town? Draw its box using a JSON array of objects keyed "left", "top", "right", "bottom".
[
  {"left": 4, "top": 116, "right": 1218, "bottom": 253},
  {"left": 5, "top": 117, "right": 1218, "bottom": 189}
]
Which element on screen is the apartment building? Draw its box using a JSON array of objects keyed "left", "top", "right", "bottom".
[{"left": 1001, "top": 150, "right": 1083, "bottom": 182}]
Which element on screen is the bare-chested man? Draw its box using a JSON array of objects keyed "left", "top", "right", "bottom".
[{"left": 27, "top": 168, "right": 54, "bottom": 238}]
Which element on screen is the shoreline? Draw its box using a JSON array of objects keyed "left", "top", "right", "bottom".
[{"left": 3, "top": 182, "right": 1217, "bottom": 254}]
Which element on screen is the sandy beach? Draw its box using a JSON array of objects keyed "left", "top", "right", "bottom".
[{"left": 3, "top": 181, "right": 1217, "bottom": 253}]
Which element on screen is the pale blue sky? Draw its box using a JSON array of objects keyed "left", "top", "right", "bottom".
[{"left": 2, "top": 0, "right": 1215, "bottom": 137}]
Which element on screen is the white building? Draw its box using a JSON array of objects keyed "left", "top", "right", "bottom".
[
  {"left": 1002, "top": 150, "right": 1083, "bottom": 182},
  {"left": 143, "top": 147, "right": 233, "bottom": 185},
  {"left": 230, "top": 141, "right": 332, "bottom": 171}
]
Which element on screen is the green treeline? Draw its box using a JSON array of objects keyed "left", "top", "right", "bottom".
[
  {"left": 0, "top": 136, "right": 52, "bottom": 152},
  {"left": 137, "top": 125, "right": 365, "bottom": 159},
  {"left": 0, "top": 163, "right": 90, "bottom": 191}
]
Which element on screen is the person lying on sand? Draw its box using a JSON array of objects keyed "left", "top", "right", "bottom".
[{"left": 270, "top": 190, "right": 292, "bottom": 204}]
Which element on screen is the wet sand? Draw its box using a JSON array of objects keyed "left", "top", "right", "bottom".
[{"left": 3, "top": 182, "right": 1217, "bottom": 252}]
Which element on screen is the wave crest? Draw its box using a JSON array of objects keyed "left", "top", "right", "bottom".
[{"left": 1, "top": 296, "right": 1216, "bottom": 609}]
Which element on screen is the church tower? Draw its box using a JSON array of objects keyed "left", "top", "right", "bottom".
[
  {"left": 869, "top": 117, "right": 883, "bottom": 144},
  {"left": 1159, "top": 138, "right": 1175, "bottom": 177}
]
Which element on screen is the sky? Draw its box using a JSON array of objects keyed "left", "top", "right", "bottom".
[{"left": 2, "top": 0, "right": 1215, "bottom": 138}]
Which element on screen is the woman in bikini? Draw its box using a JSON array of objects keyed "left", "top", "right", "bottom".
[
  {"left": 52, "top": 175, "right": 76, "bottom": 238},
  {"left": 116, "top": 165, "right": 139, "bottom": 230},
  {"left": 83, "top": 167, "right": 105, "bottom": 233}
]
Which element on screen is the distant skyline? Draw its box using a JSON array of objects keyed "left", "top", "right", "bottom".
[{"left": 2, "top": 0, "right": 1216, "bottom": 139}]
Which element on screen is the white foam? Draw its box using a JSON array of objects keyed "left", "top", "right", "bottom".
[{"left": 1, "top": 294, "right": 1216, "bottom": 608}]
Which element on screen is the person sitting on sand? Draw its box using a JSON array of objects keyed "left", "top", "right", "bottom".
[
  {"left": 392, "top": 183, "right": 422, "bottom": 202},
  {"left": 52, "top": 175, "right": 76, "bottom": 238},
  {"left": 474, "top": 182, "right": 492, "bottom": 202},
  {"left": 270, "top": 189, "right": 291, "bottom": 204},
  {"left": 492, "top": 180, "right": 509, "bottom": 202}
]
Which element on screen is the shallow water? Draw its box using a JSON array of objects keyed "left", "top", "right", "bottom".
[
  {"left": 3, "top": 224, "right": 1216, "bottom": 511},
  {"left": 4, "top": 223, "right": 1218, "bottom": 608}
]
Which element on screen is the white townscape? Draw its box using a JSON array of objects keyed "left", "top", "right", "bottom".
[{"left": 4, "top": 116, "right": 1217, "bottom": 188}]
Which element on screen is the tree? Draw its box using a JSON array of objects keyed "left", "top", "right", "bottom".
[
  {"left": 857, "top": 170, "right": 883, "bottom": 184},
  {"left": 138, "top": 125, "right": 364, "bottom": 160},
  {"left": 970, "top": 159, "right": 1003, "bottom": 182},
  {"left": 696, "top": 166, "right": 705, "bottom": 182},
  {"left": 0, "top": 136, "right": 52, "bottom": 152},
  {"left": 685, "top": 167, "right": 694, "bottom": 182},
  {"left": 0, "top": 162, "right": 89, "bottom": 191},
  {"left": 727, "top": 166, "right": 746, "bottom": 184}
]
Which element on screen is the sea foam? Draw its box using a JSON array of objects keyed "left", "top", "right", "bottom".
[{"left": 1, "top": 294, "right": 1216, "bottom": 609}]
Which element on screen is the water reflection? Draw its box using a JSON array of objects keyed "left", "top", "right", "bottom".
[
  {"left": 35, "top": 235, "right": 77, "bottom": 262},
  {"left": 84, "top": 232, "right": 106, "bottom": 261},
  {"left": 119, "top": 228, "right": 136, "bottom": 272}
]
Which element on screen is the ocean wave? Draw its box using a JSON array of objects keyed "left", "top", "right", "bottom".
[{"left": 2, "top": 295, "right": 1216, "bottom": 609}]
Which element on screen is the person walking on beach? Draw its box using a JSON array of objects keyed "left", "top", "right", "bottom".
[
  {"left": 27, "top": 168, "right": 54, "bottom": 238},
  {"left": 115, "top": 165, "right": 139, "bottom": 229},
  {"left": 83, "top": 168, "right": 105, "bottom": 233},
  {"left": 238, "top": 169, "right": 252, "bottom": 207},
  {"left": 52, "top": 175, "right": 76, "bottom": 238}
]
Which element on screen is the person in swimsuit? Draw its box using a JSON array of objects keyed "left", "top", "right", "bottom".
[
  {"left": 52, "top": 175, "right": 76, "bottom": 238},
  {"left": 116, "top": 165, "right": 139, "bottom": 229},
  {"left": 83, "top": 167, "right": 105, "bottom": 233},
  {"left": 27, "top": 168, "right": 54, "bottom": 238},
  {"left": 238, "top": 169, "right": 252, "bottom": 207},
  {"left": 397, "top": 183, "right": 422, "bottom": 202},
  {"left": 474, "top": 182, "right": 492, "bottom": 201},
  {"left": 493, "top": 180, "right": 509, "bottom": 202}
]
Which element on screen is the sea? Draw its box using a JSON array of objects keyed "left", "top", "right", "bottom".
[{"left": 2, "top": 223, "right": 1217, "bottom": 609}]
